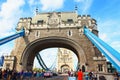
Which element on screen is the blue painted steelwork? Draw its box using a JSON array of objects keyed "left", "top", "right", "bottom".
[
  {"left": 0, "top": 29, "right": 25, "bottom": 46},
  {"left": 36, "top": 53, "right": 57, "bottom": 70},
  {"left": 0, "top": 56, "right": 4, "bottom": 66},
  {"left": 84, "top": 27, "right": 120, "bottom": 72},
  {"left": 36, "top": 53, "right": 49, "bottom": 70}
]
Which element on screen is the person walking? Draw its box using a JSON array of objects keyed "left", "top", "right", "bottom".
[
  {"left": 77, "top": 69, "right": 83, "bottom": 80},
  {"left": 0, "top": 69, "right": 2, "bottom": 80},
  {"left": 114, "top": 71, "right": 119, "bottom": 80},
  {"left": 84, "top": 72, "right": 89, "bottom": 80},
  {"left": 89, "top": 71, "right": 93, "bottom": 80}
]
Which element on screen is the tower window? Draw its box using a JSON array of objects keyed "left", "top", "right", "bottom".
[
  {"left": 38, "top": 20, "right": 44, "bottom": 24},
  {"left": 67, "top": 30, "right": 72, "bottom": 36},
  {"left": 35, "top": 31, "right": 40, "bottom": 38},
  {"left": 67, "top": 19, "right": 73, "bottom": 23},
  {"left": 98, "top": 64, "right": 103, "bottom": 71}
]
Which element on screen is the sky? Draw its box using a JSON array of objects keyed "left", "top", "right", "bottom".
[{"left": 0, "top": 0, "right": 120, "bottom": 68}]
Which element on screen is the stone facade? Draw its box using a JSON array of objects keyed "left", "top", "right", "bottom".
[
  {"left": 5, "top": 11, "right": 107, "bottom": 72},
  {"left": 57, "top": 48, "right": 74, "bottom": 73},
  {"left": 2, "top": 56, "right": 15, "bottom": 70}
]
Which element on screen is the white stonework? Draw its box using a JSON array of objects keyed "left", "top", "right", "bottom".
[
  {"left": 2, "top": 56, "right": 15, "bottom": 70},
  {"left": 57, "top": 48, "right": 74, "bottom": 73}
]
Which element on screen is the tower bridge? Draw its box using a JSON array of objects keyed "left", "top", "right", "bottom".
[{"left": 0, "top": 11, "right": 119, "bottom": 74}]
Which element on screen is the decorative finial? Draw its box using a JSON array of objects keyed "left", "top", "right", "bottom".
[
  {"left": 36, "top": 7, "right": 38, "bottom": 15},
  {"left": 75, "top": 5, "right": 78, "bottom": 14}
]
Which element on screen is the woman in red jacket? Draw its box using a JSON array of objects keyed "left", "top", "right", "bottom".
[{"left": 77, "top": 69, "right": 83, "bottom": 80}]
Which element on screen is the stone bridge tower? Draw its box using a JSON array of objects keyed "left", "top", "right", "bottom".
[
  {"left": 5, "top": 11, "right": 107, "bottom": 72},
  {"left": 57, "top": 48, "right": 74, "bottom": 73}
]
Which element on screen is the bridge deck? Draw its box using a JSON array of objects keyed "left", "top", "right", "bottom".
[
  {"left": 21, "top": 73, "right": 116, "bottom": 80},
  {"left": 23, "top": 76, "right": 68, "bottom": 80}
]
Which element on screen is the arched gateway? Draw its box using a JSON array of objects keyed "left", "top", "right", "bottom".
[{"left": 4, "top": 11, "right": 107, "bottom": 72}]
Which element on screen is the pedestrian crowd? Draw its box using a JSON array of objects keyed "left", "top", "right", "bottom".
[
  {"left": 67, "top": 69, "right": 119, "bottom": 80},
  {"left": 67, "top": 69, "right": 98, "bottom": 80},
  {"left": 114, "top": 71, "right": 119, "bottom": 80},
  {"left": 0, "top": 68, "right": 47, "bottom": 80},
  {"left": 0, "top": 68, "right": 119, "bottom": 80}
]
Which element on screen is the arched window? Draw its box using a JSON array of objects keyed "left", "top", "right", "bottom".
[
  {"left": 98, "top": 64, "right": 103, "bottom": 71},
  {"left": 61, "top": 64, "right": 69, "bottom": 73},
  {"left": 67, "top": 30, "right": 72, "bottom": 36},
  {"left": 35, "top": 31, "right": 40, "bottom": 38}
]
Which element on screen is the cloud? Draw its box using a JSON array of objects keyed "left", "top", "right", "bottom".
[
  {"left": 98, "top": 20, "right": 118, "bottom": 29},
  {"left": 98, "top": 19, "right": 120, "bottom": 39},
  {"left": 28, "top": 0, "right": 40, "bottom": 6},
  {"left": 98, "top": 19, "right": 120, "bottom": 52},
  {"left": 74, "top": 0, "right": 93, "bottom": 13},
  {"left": 99, "top": 33, "right": 109, "bottom": 42},
  {"left": 111, "top": 41, "right": 120, "bottom": 52},
  {"left": 75, "top": 0, "right": 84, "bottom": 2},
  {"left": 0, "top": 41, "right": 14, "bottom": 56},
  {"left": 39, "top": 0, "right": 64, "bottom": 11},
  {"left": 0, "top": 0, "right": 25, "bottom": 34},
  {"left": 28, "top": 0, "right": 36, "bottom": 6},
  {"left": 0, "top": 0, "right": 25, "bottom": 55},
  {"left": 0, "top": 0, "right": 24, "bottom": 19}
]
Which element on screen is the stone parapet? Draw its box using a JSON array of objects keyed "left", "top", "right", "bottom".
[{"left": 93, "top": 56, "right": 106, "bottom": 61}]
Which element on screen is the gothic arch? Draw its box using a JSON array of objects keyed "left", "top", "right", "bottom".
[
  {"left": 20, "top": 36, "right": 86, "bottom": 70},
  {"left": 61, "top": 64, "right": 70, "bottom": 72}
]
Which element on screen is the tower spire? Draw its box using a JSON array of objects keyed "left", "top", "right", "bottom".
[
  {"left": 36, "top": 7, "right": 38, "bottom": 15},
  {"left": 75, "top": 5, "right": 78, "bottom": 14}
]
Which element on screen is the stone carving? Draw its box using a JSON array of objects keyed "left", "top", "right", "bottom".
[{"left": 48, "top": 12, "right": 59, "bottom": 27}]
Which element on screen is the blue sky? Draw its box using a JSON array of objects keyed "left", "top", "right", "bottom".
[{"left": 0, "top": 0, "right": 120, "bottom": 68}]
